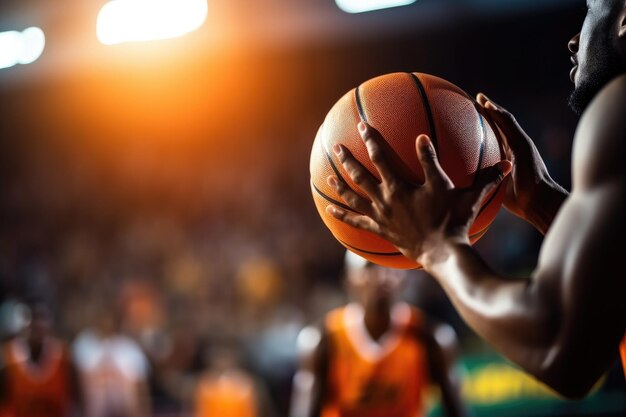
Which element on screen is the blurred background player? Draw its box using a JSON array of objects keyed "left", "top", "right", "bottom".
[
  {"left": 72, "top": 307, "right": 151, "bottom": 417},
  {"left": 0, "top": 301, "right": 83, "bottom": 417},
  {"left": 193, "top": 343, "right": 275, "bottom": 417},
  {"left": 289, "top": 250, "right": 467, "bottom": 417}
]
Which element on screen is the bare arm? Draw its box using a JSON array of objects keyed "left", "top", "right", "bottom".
[
  {"left": 421, "top": 322, "right": 468, "bottom": 417},
  {"left": 289, "top": 325, "right": 329, "bottom": 417},
  {"left": 424, "top": 76, "right": 626, "bottom": 397},
  {"left": 326, "top": 75, "right": 626, "bottom": 398}
]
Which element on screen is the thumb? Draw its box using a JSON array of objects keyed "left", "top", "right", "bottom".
[{"left": 472, "top": 160, "right": 512, "bottom": 203}]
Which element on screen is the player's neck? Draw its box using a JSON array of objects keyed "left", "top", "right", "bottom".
[
  {"left": 362, "top": 302, "right": 392, "bottom": 342},
  {"left": 26, "top": 337, "right": 47, "bottom": 365}
]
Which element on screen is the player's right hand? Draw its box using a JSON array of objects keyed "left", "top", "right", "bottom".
[{"left": 476, "top": 93, "right": 567, "bottom": 233}]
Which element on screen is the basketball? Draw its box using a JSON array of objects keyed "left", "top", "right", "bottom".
[{"left": 310, "top": 72, "right": 507, "bottom": 269}]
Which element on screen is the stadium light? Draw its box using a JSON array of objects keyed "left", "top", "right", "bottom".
[
  {"left": 0, "top": 27, "right": 45, "bottom": 70},
  {"left": 97, "top": 0, "right": 208, "bottom": 45},
  {"left": 336, "top": 0, "right": 417, "bottom": 14}
]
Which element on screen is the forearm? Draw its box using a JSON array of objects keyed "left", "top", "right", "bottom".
[
  {"left": 422, "top": 241, "right": 558, "bottom": 376},
  {"left": 524, "top": 180, "right": 569, "bottom": 235}
]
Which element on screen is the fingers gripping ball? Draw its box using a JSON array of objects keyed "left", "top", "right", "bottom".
[{"left": 309, "top": 72, "right": 507, "bottom": 269}]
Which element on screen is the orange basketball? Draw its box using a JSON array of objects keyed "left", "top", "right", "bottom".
[{"left": 310, "top": 72, "right": 507, "bottom": 269}]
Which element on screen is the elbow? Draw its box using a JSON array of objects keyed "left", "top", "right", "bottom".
[
  {"left": 542, "top": 377, "right": 594, "bottom": 400},
  {"left": 534, "top": 354, "right": 598, "bottom": 400}
]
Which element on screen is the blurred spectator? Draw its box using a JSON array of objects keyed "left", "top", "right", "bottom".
[
  {"left": 192, "top": 344, "right": 274, "bottom": 417},
  {"left": 0, "top": 301, "right": 83, "bottom": 417},
  {"left": 72, "top": 309, "right": 150, "bottom": 417},
  {"left": 245, "top": 304, "right": 304, "bottom": 415},
  {"left": 0, "top": 301, "right": 30, "bottom": 342}
]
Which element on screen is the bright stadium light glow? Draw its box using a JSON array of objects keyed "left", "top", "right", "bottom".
[
  {"left": 336, "top": 0, "right": 417, "bottom": 14},
  {"left": 97, "top": 0, "right": 208, "bottom": 45},
  {"left": 19, "top": 27, "right": 46, "bottom": 64},
  {"left": 0, "top": 27, "right": 45, "bottom": 70}
]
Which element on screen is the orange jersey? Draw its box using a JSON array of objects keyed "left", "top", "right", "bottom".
[
  {"left": 2, "top": 338, "right": 72, "bottom": 417},
  {"left": 322, "top": 303, "right": 430, "bottom": 417},
  {"left": 194, "top": 370, "right": 257, "bottom": 417}
]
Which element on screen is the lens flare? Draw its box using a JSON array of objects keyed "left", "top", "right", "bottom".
[
  {"left": 97, "top": 0, "right": 208, "bottom": 45},
  {"left": 335, "top": 0, "right": 417, "bottom": 14},
  {"left": 0, "top": 27, "right": 45, "bottom": 70}
]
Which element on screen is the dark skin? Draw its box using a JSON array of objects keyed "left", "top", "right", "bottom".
[
  {"left": 289, "top": 264, "right": 467, "bottom": 417},
  {"left": 326, "top": 0, "right": 626, "bottom": 400}
]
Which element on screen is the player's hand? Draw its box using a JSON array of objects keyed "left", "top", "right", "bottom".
[
  {"left": 476, "top": 93, "right": 567, "bottom": 232},
  {"left": 326, "top": 122, "right": 512, "bottom": 266}
]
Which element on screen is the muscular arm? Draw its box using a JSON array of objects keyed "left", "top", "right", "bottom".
[
  {"left": 289, "top": 325, "right": 329, "bottom": 417},
  {"left": 423, "top": 75, "right": 626, "bottom": 398},
  {"left": 421, "top": 321, "right": 468, "bottom": 417}
]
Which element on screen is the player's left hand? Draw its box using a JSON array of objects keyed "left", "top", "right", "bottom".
[{"left": 326, "top": 121, "right": 512, "bottom": 267}]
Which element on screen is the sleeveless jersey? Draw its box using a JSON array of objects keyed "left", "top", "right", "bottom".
[
  {"left": 2, "top": 338, "right": 72, "bottom": 417},
  {"left": 194, "top": 370, "right": 257, "bottom": 417},
  {"left": 322, "top": 303, "right": 429, "bottom": 417}
]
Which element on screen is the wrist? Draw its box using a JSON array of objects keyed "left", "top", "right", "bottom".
[
  {"left": 525, "top": 178, "right": 569, "bottom": 234},
  {"left": 419, "top": 236, "right": 468, "bottom": 271}
]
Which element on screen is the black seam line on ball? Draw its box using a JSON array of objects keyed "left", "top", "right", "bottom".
[
  {"left": 311, "top": 181, "right": 361, "bottom": 214},
  {"left": 409, "top": 73, "right": 438, "bottom": 153},
  {"left": 339, "top": 239, "right": 403, "bottom": 257},
  {"left": 355, "top": 86, "right": 367, "bottom": 122}
]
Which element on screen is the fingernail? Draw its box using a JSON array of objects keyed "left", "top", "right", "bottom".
[
  {"left": 332, "top": 144, "right": 343, "bottom": 156},
  {"left": 358, "top": 121, "right": 367, "bottom": 134},
  {"left": 417, "top": 134, "right": 430, "bottom": 148},
  {"left": 327, "top": 176, "right": 338, "bottom": 188}
]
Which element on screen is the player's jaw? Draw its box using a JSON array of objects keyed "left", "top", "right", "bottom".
[{"left": 568, "top": 3, "right": 626, "bottom": 115}]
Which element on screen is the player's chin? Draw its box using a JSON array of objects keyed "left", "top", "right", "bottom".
[
  {"left": 373, "top": 288, "right": 393, "bottom": 302},
  {"left": 567, "top": 65, "right": 590, "bottom": 111},
  {"left": 567, "top": 85, "right": 592, "bottom": 115}
]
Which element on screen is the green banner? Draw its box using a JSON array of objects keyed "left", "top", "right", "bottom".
[{"left": 428, "top": 353, "right": 626, "bottom": 417}]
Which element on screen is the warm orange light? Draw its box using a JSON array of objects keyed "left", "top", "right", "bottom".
[{"left": 96, "top": 0, "right": 208, "bottom": 45}]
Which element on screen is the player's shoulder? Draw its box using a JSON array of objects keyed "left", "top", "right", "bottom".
[
  {"left": 573, "top": 73, "right": 626, "bottom": 189},
  {"left": 295, "top": 322, "right": 331, "bottom": 374},
  {"left": 296, "top": 306, "right": 349, "bottom": 361},
  {"left": 296, "top": 315, "right": 332, "bottom": 357},
  {"left": 323, "top": 305, "right": 348, "bottom": 334}
]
